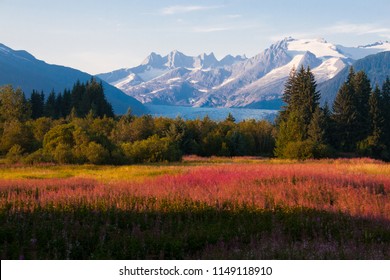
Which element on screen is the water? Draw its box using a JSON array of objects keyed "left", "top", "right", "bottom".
[{"left": 145, "top": 105, "right": 278, "bottom": 122}]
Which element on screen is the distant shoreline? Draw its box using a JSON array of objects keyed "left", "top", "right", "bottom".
[{"left": 145, "top": 104, "right": 278, "bottom": 122}]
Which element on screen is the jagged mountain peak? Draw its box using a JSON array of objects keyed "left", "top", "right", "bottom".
[
  {"left": 165, "top": 50, "right": 193, "bottom": 68},
  {"left": 97, "top": 37, "right": 390, "bottom": 110},
  {"left": 358, "top": 41, "right": 390, "bottom": 48},
  {"left": 198, "top": 52, "right": 216, "bottom": 60},
  {"left": 141, "top": 52, "right": 164, "bottom": 67},
  {"left": 195, "top": 52, "right": 218, "bottom": 68}
]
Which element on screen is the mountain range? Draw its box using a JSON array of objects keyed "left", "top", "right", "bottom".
[
  {"left": 1, "top": 38, "right": 390, "bottom": 115},
  {"left": 0, "top": 43, "right": 147, "bottom": 115},
  {"left": 98, "top": 38, "right": 390, "bottom": 109}
]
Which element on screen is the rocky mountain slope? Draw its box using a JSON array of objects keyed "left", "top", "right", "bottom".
[{"left": 99, "top": 38, "right": 390, "bottom": 109}]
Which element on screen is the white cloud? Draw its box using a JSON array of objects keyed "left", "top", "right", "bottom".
[
  {"left": 193, "top": 26, "right": 231, "bottom": 33},
  {"left": 324, "top": 22, "right": 390, "bottom": 37},
  {"left": 161, "top": 5, "right": 220, "bottom": 15}
]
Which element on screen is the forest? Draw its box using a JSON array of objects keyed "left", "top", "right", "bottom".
[{"left": 0, "top": 68, "right": 389, "bottom": 165}]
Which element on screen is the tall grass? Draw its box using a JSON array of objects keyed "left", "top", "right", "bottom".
[{"left": 0, "top": 158, "right": 389, "bottom": 259}]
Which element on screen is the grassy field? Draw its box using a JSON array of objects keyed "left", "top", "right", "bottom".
[{"left": 0, "top": 157, "right": 389, "bottom": 259}]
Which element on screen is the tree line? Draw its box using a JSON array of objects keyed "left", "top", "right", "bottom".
[
  {"left": 0, "top": 67, "right": 389, "bottom": 165},
  {"left": 0, "top": 83, "right": 275, "bottom": 164},
  {"left": 29, "top": 78, "right": 114, "bottom": 119},
  {"left": 275, "top": 66, "right": 390, "bottom": 160}
]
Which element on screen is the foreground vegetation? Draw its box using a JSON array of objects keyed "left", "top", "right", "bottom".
[
  {"left": 1, "top": 158, "right": 389, "bottom": 259},
  {"left": 1, "top": 68, "right": 390, "bottom": 166}
]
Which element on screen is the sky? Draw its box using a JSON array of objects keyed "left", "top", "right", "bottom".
[{"left": 1, "top": 0, "right": 390, "bottom": 74}]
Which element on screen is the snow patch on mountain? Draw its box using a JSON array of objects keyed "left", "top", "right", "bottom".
[
  {"left": 98, "top": 37, "right": 390, "bottom": 109},
  {"left": 337, "top": 41, "right": 390, "bottom": 60},
  {"left": 137, "top": 67, "right": 168, "bottom": 82},
  {"left": 287, "top": 38, "right": 345, "bottom": 58},
  {"left": 312, "top": 57, "right": 347, "bottom": 82}
]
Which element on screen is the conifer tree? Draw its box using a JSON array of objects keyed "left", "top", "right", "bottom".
[
  {"left": 71, "top": 80, "right": 85, "bottom": 116},
  {"left": 55, "top": 93, "right": 63, "bottom": 118},
  {"left": 225, "top": 113, "right": 236, "bottom": 123},
  {"left": 322, "top": 101, "right": 334, "bottom": 146},
  {"left": 308, "top": 106, "right": 326, "bottom": 144},
  {"left": 353, "top": 71, "right": 372, "bottom": 141},
  {"left": 369, "top": 85, "right": 384, "bottom": 141},
  {"left": 275, "top": 66, "right": 323, "bottom": 158},
  {"left": 332, "top": 83, "right": 358, "bottom": 151},
  {"left": 29, "top": 90, "right": 45, "bottom": 119},
  {"left": 44, "top": 90, "right": 57, "bottom": 119},
  {"left": 381, "top": 77, "right": 390, "bottom": 145},
  {"left": 61, "top": 89, "right": 72, "bottom": 117},
  {"left": 358, "top": 85, "right": 386, "bottom": 158}
]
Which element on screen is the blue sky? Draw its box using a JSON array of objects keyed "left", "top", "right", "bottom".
[{"left": 1, "top": 0, "right": 390, "bottom": 74}]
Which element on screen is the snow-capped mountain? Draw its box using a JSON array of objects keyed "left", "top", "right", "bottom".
[{"left": 98, "top": 38, "right": 390, "bottom": 109}]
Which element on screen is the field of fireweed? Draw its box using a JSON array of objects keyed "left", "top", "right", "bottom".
[{"left": 0, "top": 157, "right": 389, "bottom": 259}]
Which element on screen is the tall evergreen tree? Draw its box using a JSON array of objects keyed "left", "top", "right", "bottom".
[
  {"left": 332, "top": 82, "right": 358, "bottom": 151},
  {"left": 358, "top": 85, "right": 387, "bottom": 159},
  {"left": 61, "top": 89, "right": 72, "bottom": 117},
  {"left": 55, "top": 93, "right": 63, "bottom": 118},
  {"left": 71, "top": 80, "right": 85, "bottom": 117},
  {"left": 44, "top": 90, "right": 57, "bottom": 119},
  {"left": 381, "top": 77, "right": 390, "bottom": 145},
  {"left": 322, "top": 101, "right": 334, "bottom": 146},
  {"left": 275, "top": 66, "right": 323, "bottom": 158},
  {"left": 308, "top": 106, "right": 326, "bottom": 144},
  {"left": 352, "top": 71, "right": 372, "bottom": 141},
  {"left": 368, "top": 85, "right": 384, "bottom": 143},
  {"left": 29, "top": 90, "right": 45, "bottom": 119}
]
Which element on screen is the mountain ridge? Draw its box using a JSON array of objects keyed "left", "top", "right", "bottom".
[
  {"left": 318, "top": 51, "right": 390, "bottom": 104},
  {"left": 98, "top": 37, "right": 390, "bottom": 108},
  {"left": 0, "top": 43, "right": 147, "bottom": 115}
]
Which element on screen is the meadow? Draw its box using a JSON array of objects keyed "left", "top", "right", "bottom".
[{"left": 0, "top": 157, "right": 389, "bottom": 259}]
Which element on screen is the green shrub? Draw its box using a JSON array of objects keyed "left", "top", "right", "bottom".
[
  {"left": 357, "top": 137, "right": 389, "bottom": 160},
  {"left": 53, "top": 143, "right": 74, "bottom": 164},
  {"left": 23, "top": 149, "right": 53, "bottom": 164},
  {"left": 5, "top": 144, "right": 24, "bottom": 164},
  {"left": 280, "top": 140, "right": 333, "bottom": 160},
  {"left": 85, "top": 142, "right": 110, "bottom": 164},
  {"left": 282, "top": 140, "right": 314, "bottom": 160},
  {"left": 122, "top": 135, "right": 182, "bottom": 163}
]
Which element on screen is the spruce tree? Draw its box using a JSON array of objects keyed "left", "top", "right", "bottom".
[
  {"left": 358, "top": 85, "right": 387, "bottom": 158},
  {"left": 308, "top": 106, "right": 325, "bottom": 144},
  {"left": 61, "top": 89, "right": 72, "bottom": 117},
  {"left": 282, "top": 67, "right": 297, "bottom": 109},
  {"left": 71, "top": 80, "right": 85, "bottom": 116},
  {"left": 29, "top": 90, "right": 45, "bottom": 119},
  {"left": 353, "top": 71, "right": 372, "bottom": 141},
  {"left": 332, "top": 83, "right": 357, "bottom": 151},
  {"left": 55, "top": 93, "right": 63, "bottom": 118},
  {"left": 275, "top": 66, "right": 324, "bottom": 158},
  {"left": 322, "top": 101, "right": 334, "bottom": 146},
  {"left": 44, "top": 90, "right": 57, "bottom": 119},
  {"left": 368, "top": 85, "right": 384, "bottom": 143},
  {"left": 296, "top": 66, "right": 320, "bottom": 135},
  {"left": 381, "top": 77, "right": 390, "bottom": 145}
]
